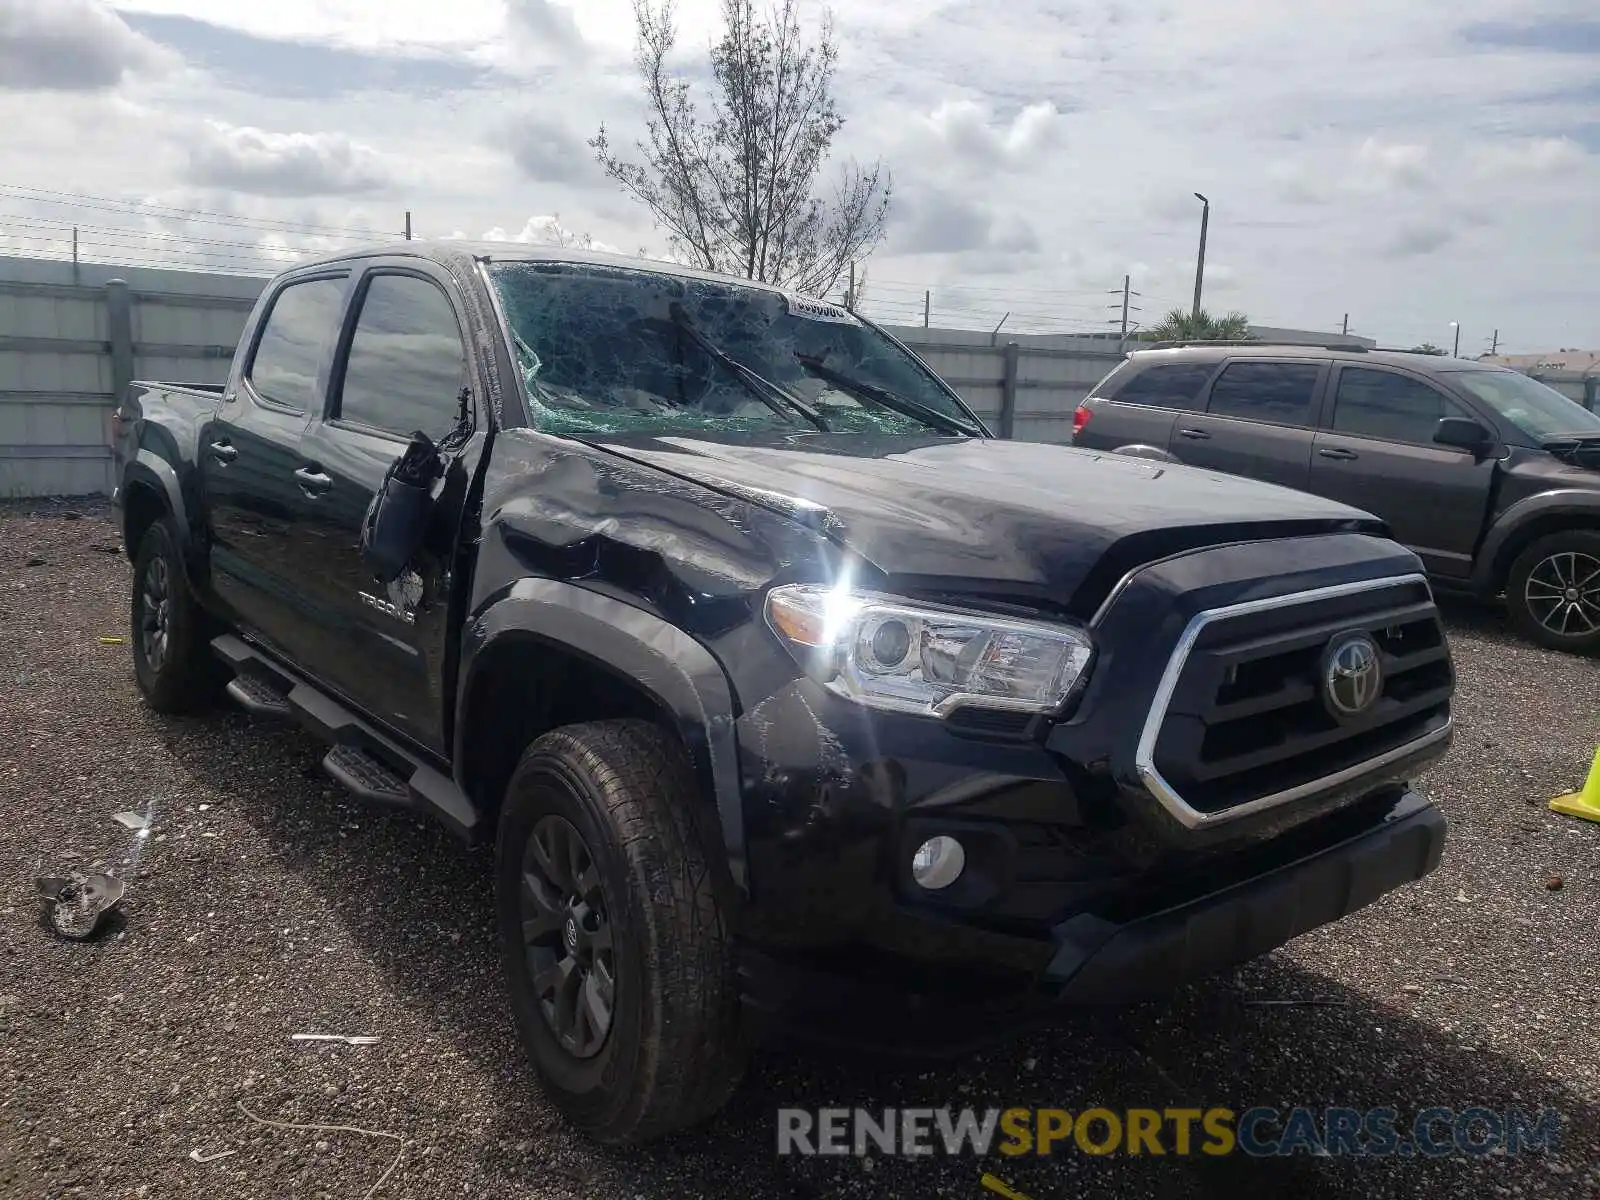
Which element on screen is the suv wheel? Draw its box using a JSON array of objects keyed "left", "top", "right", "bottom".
[
  {"left": 130, "top": 517, "right": 223, "bottom": 711},
  {"left": 494, "top": 720, "right": 744, "bottom": 1144},
  {"left": 1507, "top": 531, "right": 1600, "bottom": 655}
]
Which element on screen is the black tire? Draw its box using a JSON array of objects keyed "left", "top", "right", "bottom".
[
  {"left": 130, "top": 517, "right": 224, "bottom": 712},
  {"left": 1506, "top": 530, "right": 1600, "bottom": 655},
  {"left": 494, "top": 719, "right": 744, "bottom": 1144}
]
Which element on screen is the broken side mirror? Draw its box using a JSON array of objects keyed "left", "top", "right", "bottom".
[
  {"left": 360, "top": 431, "right": 444, "bottom": 584},
  {"left": 1433, "top": 416, "right": 1492, "bottom": 455}
]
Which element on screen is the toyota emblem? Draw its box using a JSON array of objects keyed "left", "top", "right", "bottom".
[{"left": 1322, "top": 631, "right": 1383, "bottom": 720}]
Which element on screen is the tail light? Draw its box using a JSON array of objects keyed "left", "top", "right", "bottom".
[{"left": 1072, "top": 403, "right": 1092, "bottom": 439}]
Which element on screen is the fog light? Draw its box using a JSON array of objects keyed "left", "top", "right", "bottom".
[{"left": 911, "top": 836, "right": 965, "bottom": 890}]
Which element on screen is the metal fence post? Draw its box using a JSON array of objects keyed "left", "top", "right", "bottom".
[
  {"left": 106, "top": 279, "right": 134, "bottom": 407},
  {"left": 998, "top": 341, "right": 1020, "bottom": 438}
]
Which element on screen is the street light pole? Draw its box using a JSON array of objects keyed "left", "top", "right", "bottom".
[
  {"left": 1191, "top": 192, "right": 1210, "bottom": 322},
  {"left": 1449, "top": 321, "right": 1460, "bottom": 357}
]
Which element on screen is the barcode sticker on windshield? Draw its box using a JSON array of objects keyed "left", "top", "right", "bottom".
[{"left": 784, "top": 294, "right": 861, "bottom": 325}]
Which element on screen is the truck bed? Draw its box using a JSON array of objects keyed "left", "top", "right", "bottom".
[{"left": 128, "top": 381, "right": 226, "bottom": 398}]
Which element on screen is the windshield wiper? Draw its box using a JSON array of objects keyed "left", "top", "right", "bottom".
[
  {"left": 793, "top": 353, "right": 981, "bottom": 437},
  {"left": 668, "top": 304, "right": 828, "bottom": 432}
]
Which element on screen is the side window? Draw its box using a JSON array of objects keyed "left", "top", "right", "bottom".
[
  {"left": 247, "top": 277, "right": 347, "bottom": 411},
  {"left": 1205, "top": 361, "right": 1322, "bottom": 426},
  {"left": 1331, "top": 368, "right": 1466, "bottom": 443},
  {"left": 336, "top": 274, "right": 468, "bottom": 438},
  {"left": 1111, "top": 362, "right": 1215, "bottom": 410}
]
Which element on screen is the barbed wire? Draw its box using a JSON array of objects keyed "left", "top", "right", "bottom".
[{"left": 0, "top": 184, "right": 1192, "bottom": 332}]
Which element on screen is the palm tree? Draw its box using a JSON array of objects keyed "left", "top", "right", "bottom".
[{"left": 1148, "top": 307, "right": 1254, "bottom": 342}]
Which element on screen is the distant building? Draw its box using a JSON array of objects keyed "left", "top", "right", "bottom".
[
  {"left": 1477, "top": 350, "right": 1600, "bottom": 374},
  {"left": 1475, "top": 350, "right": 1600, "bottom": 411}
]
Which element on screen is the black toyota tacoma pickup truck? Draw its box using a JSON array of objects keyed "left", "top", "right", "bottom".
[{"left": 112, "top": 245, "right": 1453, "bottom": 1144}]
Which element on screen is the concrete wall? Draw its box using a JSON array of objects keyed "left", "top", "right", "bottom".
[
  {"left": 884, "top": 325, "right": 1125, "bottom": 442},
  {"left": 2, "top": 249, "right": 1592, "bottom": 498},
  {"left": 0, "top": 255, "right": 263, "bottom": 498}
]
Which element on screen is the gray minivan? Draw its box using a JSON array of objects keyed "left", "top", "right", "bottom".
[{"left": 1073, "top": 344, "right": 1600, "bottom": 654}]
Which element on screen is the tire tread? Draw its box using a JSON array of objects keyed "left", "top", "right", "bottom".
[{"left": 498, "top": 719, "right": 744, "bottom": 1144}]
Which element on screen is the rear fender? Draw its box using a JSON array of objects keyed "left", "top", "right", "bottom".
[{"left": 121, "top": 450, "right": 190, "bottom": 548}]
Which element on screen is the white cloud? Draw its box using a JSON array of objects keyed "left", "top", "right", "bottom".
[
  {"left": 2, "top": 0, "right": 1597, "bottom": 351},
  {"left": 1383, "top": 223, "right": 1456, "bottom": 259},
  {"left": 185, "top": 121, "right": 401, "bottom": 196},
  {"left": 0, "top": 0, "right": 172, "bottom": 90},
  {"left": 110, "top": 0, "right": 503, "bottom": 56},
  {"left": 481, "top": 214, "right": 621, "bottom": 254},
  {"left": 1471, "top": 135, "right": 1588, "bottom": 177},
  {"left": 1355, "top": 137, "right": 1433, "bottom": 191},
  {"left": 922, "top": 99, "right": 1063, "bottom": 167},
  {"left": 504, "top": 111, "right": 598, "bottom": 182}
]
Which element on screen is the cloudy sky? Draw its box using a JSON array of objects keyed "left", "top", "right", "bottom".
[{"left": 0, "top": 0, "right": 1596, "bottom": 351}]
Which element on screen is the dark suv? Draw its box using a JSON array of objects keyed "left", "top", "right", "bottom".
[{"left": 1074, "top": 344, "right": 1600, "bottom": 653}]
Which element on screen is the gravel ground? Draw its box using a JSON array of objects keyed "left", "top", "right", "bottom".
[{"left": 3, "top": 497, "right": 1598, "bottom": 1200}]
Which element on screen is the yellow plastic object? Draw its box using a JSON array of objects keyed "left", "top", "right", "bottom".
[{"left": 1551, "top": 746, "right": 1600, "bottom": 824}]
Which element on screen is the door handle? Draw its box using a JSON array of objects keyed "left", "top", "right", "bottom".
[
  {"left": 293, "top": 466, "right": 333, "bottom": 495},
  {"left": 1176, "top": 427, "right": 1211, "bottom": 441},
  {"left": 1318, "top": 447, "right": 1359, "bottom": 461},
  {"left": 207, "top": 440, "right": 237, "bottom": 463}
]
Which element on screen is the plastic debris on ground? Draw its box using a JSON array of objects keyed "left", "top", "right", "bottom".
[
  {"left": 112, "top": 811, "right": 151, "bottom": 837},
  {"left": 36, "top": 872, "right": 127, "bottom": 941},
  {"left": 291, "top": 1033, "right": 381, "bottom": 1045},
  {"left": 236, "top": 1100, "right": 404, "bottom": 1199}
]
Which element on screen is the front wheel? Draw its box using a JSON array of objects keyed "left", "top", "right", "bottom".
[
  {"left": 1506, "top": 531, "right": 1600, "bottom": 655},
  {"left": 494, "top": 720, "right": 744, "bottom": 1144}
]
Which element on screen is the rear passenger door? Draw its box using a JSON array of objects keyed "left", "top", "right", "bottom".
[
  {"left": 1168, "top": 359, "right": 1326, "bottom": 492},
  {"left": 289, "top": 264, "right": 485, "bottom": 754},
  {"left": 1308, "top": 365, "right": 1497, "bottom": 580},
  {"left": 200, "top": 271, "right": 349, "bottom": 656},
  {"left": 1075, "top": 360, "right": 1216, "bottom": 452}
]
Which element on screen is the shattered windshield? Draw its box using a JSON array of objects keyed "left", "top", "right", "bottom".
[{"left": 486, "top": 261, "right": 983, "bottom": 438}]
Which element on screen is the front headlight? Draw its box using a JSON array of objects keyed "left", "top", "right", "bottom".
[{"left": 764, "top": 583, "right": 1094, "bottom": 718}]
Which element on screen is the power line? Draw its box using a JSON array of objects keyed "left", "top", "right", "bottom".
[
  {"left": 0, "top": 183, "right": 379, "bottom": 239},
  {"left": 0, "top": 221, "right": 324, "bottom": 271},
  {"left": 0, "top": 212, "right": 364, "bottom": 256},
  {"left": 0, "top": 240, "right": 285, "bottom": 277}
]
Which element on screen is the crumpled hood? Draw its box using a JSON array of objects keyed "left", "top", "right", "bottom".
[{"left": 588, "top": 432, "right": 1384, "bottom": 612}]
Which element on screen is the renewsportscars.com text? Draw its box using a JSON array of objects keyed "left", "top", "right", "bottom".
[{"left": 776, "top": 1106, "right": 1562, "bottom": 1159}]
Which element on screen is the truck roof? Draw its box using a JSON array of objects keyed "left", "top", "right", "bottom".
[{"left": 292, "top": 240, "right": 797, "bottom": 295}]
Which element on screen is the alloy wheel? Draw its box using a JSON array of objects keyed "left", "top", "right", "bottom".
[
  {"left": 1524, "top": 551, "right": 1600, "bottom": 639},
  {"left": 140, "top": 556, "right": 171, "bottom": 671},
  {"left": 519, "top": 814, "right": 615, "bottom": 1059}
]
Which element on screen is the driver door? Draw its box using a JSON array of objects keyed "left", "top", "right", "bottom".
[{"left": 287, "top": 262, "right": 485, "bottom": 755}]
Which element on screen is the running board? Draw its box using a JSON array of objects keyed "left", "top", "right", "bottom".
[{"left": 211, "top": 634, "right": 480, "bottom": 841}]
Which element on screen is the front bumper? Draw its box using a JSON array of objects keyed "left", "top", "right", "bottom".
[
  {"left": 1044, "top": 785, "right": 1445, "bottom": 1002},
  {"left": 738, "top": 788, "right": 1446, "bottom": 1053}
]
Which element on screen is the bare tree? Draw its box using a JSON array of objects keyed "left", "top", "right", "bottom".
[
  {"left": 533, "top": 214, "right": 593, "bottom": 250},
  {"left": 591, "top": 0, "right": 891, "bottom": 299}
]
